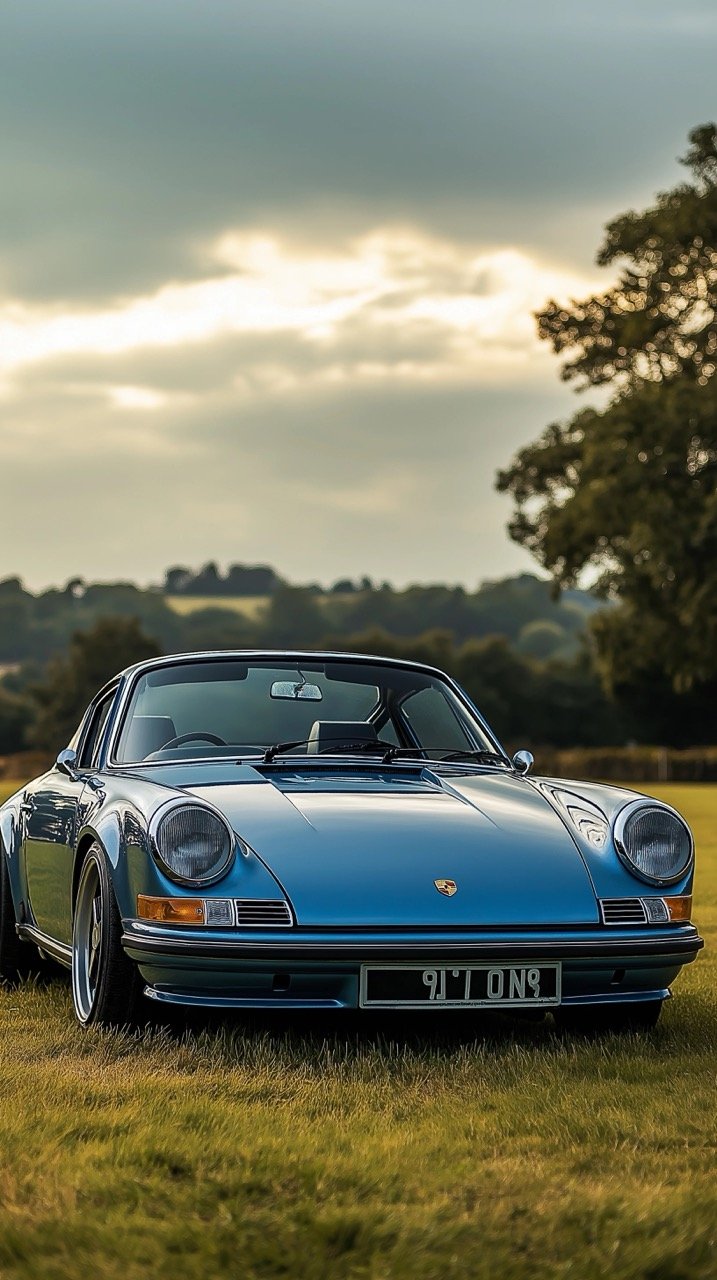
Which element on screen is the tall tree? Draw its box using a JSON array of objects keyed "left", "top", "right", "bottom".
[
  {"left": 537, "top": 123, "right": 717, "bottom": 390},
  {"left": 497, "top": 124, "right": 717, "bottom": 705}
]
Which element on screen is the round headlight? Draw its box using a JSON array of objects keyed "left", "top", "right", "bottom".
[
  {"left": 614, "top": 801, "right": 693, "bottom": 885},
  {"left": 151, "top": 803, "right": 234, "bottom": 884}
]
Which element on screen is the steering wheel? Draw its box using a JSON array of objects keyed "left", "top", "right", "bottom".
[{"left": 161, "top": 732, "right": 228, "bottom": 749}]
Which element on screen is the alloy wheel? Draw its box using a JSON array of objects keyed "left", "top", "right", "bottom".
[{"left": 72, "top": 855, "right": 103, "bottom": 1023}]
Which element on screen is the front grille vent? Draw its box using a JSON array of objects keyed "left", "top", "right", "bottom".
[
  {"left": 600, "top": 898, "right": 648, "bottom": 926},
  {"left": 234, "top": 898, "right": 293, "bottom": 927}
]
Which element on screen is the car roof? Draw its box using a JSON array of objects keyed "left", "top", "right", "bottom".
[{"left": 117, "top": 650, "right": 451, "bottom": 682}]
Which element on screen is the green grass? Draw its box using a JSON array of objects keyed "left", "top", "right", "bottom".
[
  {"left": 164, "top": 594, "right": 270, "bottom": 620},
  {"left": 0, "top": 784, "right": 715, "bottom": 1280},
  {"left": 163, "top": 590, "right": 358, "bottom": 621}
]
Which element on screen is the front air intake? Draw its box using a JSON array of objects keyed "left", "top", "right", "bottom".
[
  {"left": 600, "top": 898, "right": 648, "bottom": 926},
  {"left": 234, "top": 898, "right": 293, "bottom": 927}
]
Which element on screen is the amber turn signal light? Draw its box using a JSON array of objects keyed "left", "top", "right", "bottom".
[
  {"left": 663, "top": 895, "right": 692, "bottom": 922},
  {"left": 137, "top": 895, "right": 206, "bottom": 924}
]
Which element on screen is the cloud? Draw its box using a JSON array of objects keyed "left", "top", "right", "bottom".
[
  {"left": 2, "top": 0, "right": 715, "bottom": 303},
  {"left": 2, "top": 0, "right": 715, "bottom": 590},
  {"left": 0, "top": 227, "right": 603, "bottom": 401},
  {"left": 107, "top": 385, "right": 168, "bottom": 411},
  {"left": 0, "top": 374, "right": 573, "bottom": 590}
]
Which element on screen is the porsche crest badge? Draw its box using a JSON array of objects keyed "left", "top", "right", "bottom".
[{"left": 434, "top": 879, "right": 457, "bottom": 897}]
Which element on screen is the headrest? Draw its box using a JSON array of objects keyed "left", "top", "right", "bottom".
[
  {"left": 306, "top": 720, "right": 378, "bottom": 754},
  {"left": 122, "top": 715, "right": 177, "bottom": 761}
]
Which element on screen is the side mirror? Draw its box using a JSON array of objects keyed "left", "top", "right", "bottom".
[
  {"left": 512, "top": 749, "right": 534, "bottom": 775},
  {"left": 55, "top": 747, "right": 79, "bottom": 779}
]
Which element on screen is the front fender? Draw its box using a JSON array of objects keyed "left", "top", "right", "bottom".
[
  {"left": 0, "top": 791, "right": 29, "bottom": 919},
  {"left": 75, "top": 795, "right": 257, "bottom": 923},
  {"left": 532, "top": 777, "right": 695, "bottom": 900}
]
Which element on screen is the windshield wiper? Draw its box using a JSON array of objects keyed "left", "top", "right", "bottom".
[
  {"left": 259, "top": 740, "right": 508, "bottom": 766},
  {"left": 261, "top": 739, "right": 308, "bottom": 763},
  {"left": 439, "top": 749, "right": 508, "bottom": 765},
  {"left": 380, "top": 747, "right": 508, "bottom": 766},
  {"left": 260, "top": 737, "right": 396, "bottom": 763}
]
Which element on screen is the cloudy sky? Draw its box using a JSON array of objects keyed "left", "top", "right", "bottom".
[{"left": 2, "top": 1, "right": 716, "bottom": 591}]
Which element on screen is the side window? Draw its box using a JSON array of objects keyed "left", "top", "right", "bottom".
[
  {"left": 77, "top": 692, "right": 116, "bottom": 769},
  {"left": 400, "top": 687, "right": 474, "bottom": 756}
]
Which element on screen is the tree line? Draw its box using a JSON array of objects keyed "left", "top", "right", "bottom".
[
  {"left": 2, "top": 615, "right": 618, "bottom": 759},
  {"left": 0, "top": 570, "right": 597, "bottom": 666},
  {"left": 0, "top": 572, "right": 610, "bottom": 756}
]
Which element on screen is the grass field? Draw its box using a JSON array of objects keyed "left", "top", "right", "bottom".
[
  {"left": 0, "top": 783, "right": 714, "bottom": 1280},
  {"left": 163, "top": 591, "right": 358, "bottom": 623},
  {"left": 165, "top": 595, "right": 270, "bottom": 621}
]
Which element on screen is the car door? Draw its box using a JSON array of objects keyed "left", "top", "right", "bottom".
[{"left": 22, "top": 689, "right": 115, "bottom": 946}]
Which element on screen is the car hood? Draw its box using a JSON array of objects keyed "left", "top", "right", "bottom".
[{"left": 186, "top": 767, "right": 600, "bottom": 927}]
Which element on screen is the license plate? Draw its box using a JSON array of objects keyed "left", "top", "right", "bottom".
[{"left": 359, "top": 962, "right": 561, "bottom": 1008}]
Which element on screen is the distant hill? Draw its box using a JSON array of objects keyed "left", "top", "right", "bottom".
[
  {"left": 0, "top": 567, "right": 644, "bottom": 755},
  {"left": 0, "top": 564, "right": 603, "bottom": 667}
]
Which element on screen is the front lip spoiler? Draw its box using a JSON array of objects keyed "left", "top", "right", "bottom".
[{"left": 122, "top": 925, "right": 704, "bottom": 963}]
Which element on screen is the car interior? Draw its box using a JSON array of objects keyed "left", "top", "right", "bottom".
[{"left": 111, "top": 660, "right": 484, "bottom": 763}]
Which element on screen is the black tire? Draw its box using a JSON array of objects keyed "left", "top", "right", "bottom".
[
  {"left": 554, "top": 1000, "right": 663, "bottom": 1034},
  {"left": 71, "top": 843, "right": 144, "bottom": 1028},
  {"left": 0, "top": 849, "right": 40, "bottom": 983}
]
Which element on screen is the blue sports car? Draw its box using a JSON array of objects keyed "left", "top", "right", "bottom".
[{"left": 0, "top": 651, "right": 702, "bottom": 1030}]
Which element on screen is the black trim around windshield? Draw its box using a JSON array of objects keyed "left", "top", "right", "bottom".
[
  {"left": 106, "top": 651, "right": 509, "bottom": 770},
  {"left": 106, "top": 754, "right": 510, "bottom": 778}
]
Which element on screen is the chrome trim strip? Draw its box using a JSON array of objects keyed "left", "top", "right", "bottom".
[
  {"left": 144, "top": 987, "right": 346, "bottom": 1009},
  {"left": 17, "top": 924, "right": 72, "bottom": 968},
  {"left": 560, "top": 988, "right": 671, "bottom": 1007},
  {"left": 600, "top": 898, "right": 648, "bottom": 926},
  {"left": 233, "top": 898, "right": 293, "bottom": 927},
  {"left": 141, "top": 983, "right": 670, "bottom": 1013},
  {"left": 122, "top": 931, "right": 703, "bottom": 962},
  {"left": 141, "top": 984, "right": 672, "bottom": 1012}
]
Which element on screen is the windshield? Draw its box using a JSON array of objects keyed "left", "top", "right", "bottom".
[{"left": 113, "top": 658, "right": 500, "bottom": 765}]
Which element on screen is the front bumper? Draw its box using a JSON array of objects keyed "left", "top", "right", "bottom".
[{"left": 122, "top": 921, "right": 703, "bottom": 1010}]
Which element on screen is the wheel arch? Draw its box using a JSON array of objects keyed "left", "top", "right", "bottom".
[
  {"left": 72, "top": 831, "right": 100, "bottom": 912},
  {"left": 72, "top": 809, "right": 127, "bottom": 917},
  {"left": 71, "top": 816, "right": 144, "bottom": 1028},
  {"left": 0, "top": 798, "right": 29, "bottom": 921}
]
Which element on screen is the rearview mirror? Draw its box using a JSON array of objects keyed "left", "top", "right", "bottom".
[
  {"left": 270, "top": 680, "right": 323, "bottom": 701},
  {"left": 512, "top": 749, "right": 534, "bottom": 775}
]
